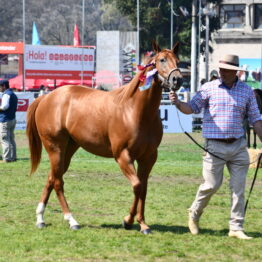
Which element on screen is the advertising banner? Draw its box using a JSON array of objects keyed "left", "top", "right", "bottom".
[
  {"left": 24, "top": 45, "right": 95, "bottom": 80},
  {"left": 0, "top": 42, "right": 24, "bottom": 54},
  {"left": 0, "top": 92, "right": 35, "bottom": 130},
  {"left": 159, "top": 105, "right": 192, "bottom": 133},
  {"left": 0, "top": 94, "right": 192, "bottom": 132},
  {"left": 15, "top": 92, "right": 35, "bottom": 130}
]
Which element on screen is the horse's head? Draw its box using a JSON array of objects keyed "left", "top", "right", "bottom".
[{"left": 152, "top": 41, "right": 183, "bottom": 91}]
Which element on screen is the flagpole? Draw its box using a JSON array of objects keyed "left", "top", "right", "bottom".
[
  {"left": 81, "top": 0, "right": 85, "bottom": 85},
  {"left": 191, "top": 0, "right": 197, "bottom": 94},
  {"left": 22, "top": 0, "right": 26, "bottom": 92},
  {"left": 137, "top": 0, "right": 139, "bottom": 65}
]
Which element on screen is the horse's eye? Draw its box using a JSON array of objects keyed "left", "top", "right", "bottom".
[{"left": 160, "top": 58, "right": 166, "bottom": 63}]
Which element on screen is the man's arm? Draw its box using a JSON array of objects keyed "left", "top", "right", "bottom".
[
  {"left": 169, "top": 91, "right": 193, "bottom": 115},
  {"left": 0, "top": 93, "right": 10, "bottom": 111}
]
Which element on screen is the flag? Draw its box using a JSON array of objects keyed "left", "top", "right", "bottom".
[
  {"left": 73, "top": 24, "right": 81, "bottom": 46},
  {"left": 32, "top": 22, "right": 41, "bottom": 45}
]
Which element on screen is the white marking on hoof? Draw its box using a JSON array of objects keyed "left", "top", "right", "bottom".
[
  {"left": 36, "top": 202, "right": 45, "bottom": 226},
  {"left": 64, "top": 213, "right": 80, "bottom": 229}
]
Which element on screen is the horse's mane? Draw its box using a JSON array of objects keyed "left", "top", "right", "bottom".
[{"left": 113, "top": 54, "right": 155, "bottom": 104}]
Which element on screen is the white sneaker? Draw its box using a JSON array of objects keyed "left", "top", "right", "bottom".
[
  {"left": 228, "top": 230, "right": 253, "bottom": 240},
  {"left": 188, "top": 211, "right": 199, "bottom": 235}
]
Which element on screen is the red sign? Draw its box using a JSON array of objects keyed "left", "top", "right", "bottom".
[
  {"left": 0, "top": 42, "right": 24, "bottom": 54},
  {"left": 0, "top": 98, "right": 28, "bottom": 111},
  {"left": 17, "top": 99, "right": 29, "bottom": 111}
]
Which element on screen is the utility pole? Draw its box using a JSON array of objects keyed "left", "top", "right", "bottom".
[
  {"left": 205, "top": 13, "right": 210, "bottom": 81},
  {"left": 170, "top": 0, "right": 173, "bottom": 48},
  {"left": 81, "top": 0, "right": 85, "bottom": 85},
  {"left": 22, "top": 0, "right": 25, "bottom": 92},
  {"left": 197, "top": 0, "right": 202, "bottom": 87},
  {"left": 137, "top": 0, "right": 140, "bottom": 65},
  {"left": 191, "top": 0, "right": 197, "bottom": 94},
  {"left": 203, "top": 3, "right": 217, "bottom": 81}
]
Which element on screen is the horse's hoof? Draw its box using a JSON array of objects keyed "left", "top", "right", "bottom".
[
  {"left": 70, "top": 225, "right": 81, "bottom": 230},
  {"left": 141, "top": 228, "right": 152, "bottom": 235},
  {"left": 36, "top": 223, "right": 46, "bottom": 229},
  {"left": 122, "top": 220, "right": 133, "bottom": 230}
]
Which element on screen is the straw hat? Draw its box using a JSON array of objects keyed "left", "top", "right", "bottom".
[{"left": 218, "top": 54, "right": 243, "bottom": 71}]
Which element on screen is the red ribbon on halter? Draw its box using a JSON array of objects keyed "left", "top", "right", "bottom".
[
  {"left": 139, "top": 74, "right": 147, "bottom": 82},
  {"left": 138, "top": 63, "right": 155, "bottom": 82}
]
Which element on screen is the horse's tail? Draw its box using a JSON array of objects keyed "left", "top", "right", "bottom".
[{"left": 26, "top": 96, "right": 44, "bottom": 175}]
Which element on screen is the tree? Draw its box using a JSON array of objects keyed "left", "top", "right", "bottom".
[
  {"left": 104, "top": 0, "right": 193, "bottom": 59},
  {"left": 0, "top": 0, "right": 133, "bottom": 46},
  {"left": 0, "top": 0, "right": 222, "bottom": 60}
]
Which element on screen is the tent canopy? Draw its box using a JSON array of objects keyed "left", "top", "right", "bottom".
[{"left": 9, "top": 75, "right": 92, "bottom": 91}]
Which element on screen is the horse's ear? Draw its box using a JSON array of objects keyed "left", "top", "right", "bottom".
[
  {"left": 152, "top": 40, "right": 161, "bottom": 53},
  {"left": 172, "top": 42, "right": 180, "bottom": 56}
]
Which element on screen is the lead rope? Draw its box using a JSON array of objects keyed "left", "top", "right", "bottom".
[
  {"left": 245, "top": 152, "right": 262, "bottom": 214},
  {"left": 175, "top": 108, "right": 262, "bottom": 214}
]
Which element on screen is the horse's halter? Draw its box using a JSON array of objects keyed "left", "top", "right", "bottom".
[
  {"left": 156, "top": 67, "right": 182, "bottom": 91},
  {"left": 138, "top": 54, "right": 183, "bottom": 91}
]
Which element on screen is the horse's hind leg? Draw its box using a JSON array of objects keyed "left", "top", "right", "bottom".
[
  {"left": 36, "top": 137, "right": 79, "bottom": 230},
  {"left": 60, "top": 138, "right": 80, "bottom": 229},
  {"left": 36, "top": 173, "right": 55, "bottom": 228}
]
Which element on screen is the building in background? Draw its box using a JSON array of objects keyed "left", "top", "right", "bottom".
[
  {"left": 200, "top": 0, "right": 262, "bottom": 89},
  {"left": 96, "top": 31, "right": 137, "bottom": 90}
]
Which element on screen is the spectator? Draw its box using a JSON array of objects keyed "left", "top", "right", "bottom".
[
  {"left": 39, "top": 85, "right": 45, "bottom": 96},
  {"left": 0, "top": 79, "right": 18, "bottom": 163},
  {"left": 200, "top": 78, "right": 207, "bottom": 86},
  {"left": 209, "top": 70, "right": 219, "bottom": 81}
]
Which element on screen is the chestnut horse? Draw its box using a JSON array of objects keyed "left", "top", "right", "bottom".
[{"left": 26, "top": 41, "right": 183, "bottom": 234}]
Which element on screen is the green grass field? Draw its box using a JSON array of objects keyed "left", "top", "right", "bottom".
[{"left": 1, "top": 131, "right": 262, "bottom": 262}]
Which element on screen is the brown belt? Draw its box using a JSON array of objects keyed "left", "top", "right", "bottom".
[{"left": 208, "top": 138, "right": 238, "bottom": 144}]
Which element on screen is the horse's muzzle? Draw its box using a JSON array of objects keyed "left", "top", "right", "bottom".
[
  {"left": 167, "top": 68, "right": 183, "bottom": 91},
  {"left": 170, "top": 76, "right": 183, "bottom": 91}
]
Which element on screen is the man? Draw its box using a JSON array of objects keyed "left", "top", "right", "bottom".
[
  {"left": 209, "top": 70, "right": 219, "bottom": 81},
  {"left": 169, "top": 54, "right": 262, "bottom": 240},
  {"left": 0, "top": 79, "right": 18, "bottom": 162}
]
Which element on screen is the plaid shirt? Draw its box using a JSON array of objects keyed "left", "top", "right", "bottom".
[{"left": 189, "top": 79, "right": 262, "bottom": 139}]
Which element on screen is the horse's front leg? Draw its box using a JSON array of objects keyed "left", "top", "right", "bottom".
[
  {"left": 136, "top": 151, "right": 158, "bottom": 234},
  {"left": 117, "top": 149, "right": 141, "bottom": 231}
]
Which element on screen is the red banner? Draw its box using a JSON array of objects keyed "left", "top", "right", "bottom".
[{"left": 0, "top": 42, "right": 24, "bottom": 54}]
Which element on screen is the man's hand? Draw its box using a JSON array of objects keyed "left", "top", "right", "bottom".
[
  {"left": 169, "top": 91, "right": 181, "bottom": 107},
  {"left": 169, "top": 91, "right": 193, "bottom": 115}
]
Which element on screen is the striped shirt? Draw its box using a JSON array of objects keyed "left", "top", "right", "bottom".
[{"left": 189, "top": 79, "right": 262, "bottom": 139}]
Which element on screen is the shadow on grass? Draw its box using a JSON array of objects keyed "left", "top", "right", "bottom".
[
  {"left": 99, "top": 223, "right": 188, "bottom": 234},
  {"left": 17, "top": 157, "right": 30, "bottom": 161},
  {"left": 193, "top": 228, "right": 262, "bottom": 238},
  {"left": 91, "top": 223, "right": 262, "bottom": 238}
]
